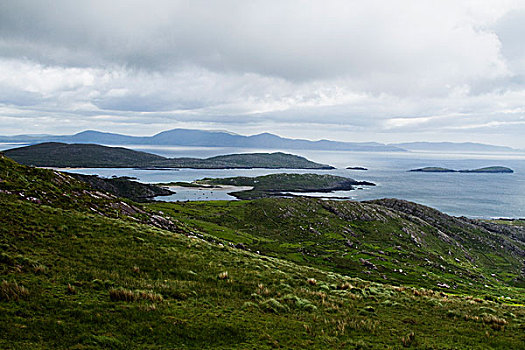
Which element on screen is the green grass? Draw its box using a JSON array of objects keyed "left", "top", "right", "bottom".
[
  {"left": 2, "top": 198, "right": 525, "bottom": 349},
  {"left": 197, "top": 173, "right": 374, "bottom": 199},
  {"left": 1, "top": 154, "right": 525, "bottom": 348},
  {"left": 149, "top": 199, "right": 525, "bottom": 297}
]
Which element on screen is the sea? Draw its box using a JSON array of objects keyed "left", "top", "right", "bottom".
[{"left": 2, "top": 143, "right": 524, "bottom": 219}]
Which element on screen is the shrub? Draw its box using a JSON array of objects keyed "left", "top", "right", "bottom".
[
  {"left": 0, "top": 280, "right": 29, "bottom": 301},
  {"left": 482, "top": 314, "right": 507, "bottom": 326},
  {"left": 256, "top": 283, "right": 270, "bottom": 296},
  {"left": 260, "top": 298, "right": 289, "bottom": 313},
  {"left": 346, "top": 318, "right": 379, "bottom": 332},
  {"left": 137, "top": 290, "right": 164, "bottom": 303},
  {"left": 139, "top": 303, "right": 157, "bottom": 312},
  {"left": 282, "top": 294, "right": 317, "bottom": 311},
  {"left": 109, "top": 288, "right": 136, "bottom": 302},
  {"left": 337, "top": 282, "right": 352, "bottom": 290},
  {"left": 401, "top": 332, "right": 415, "bottom": 347},
  {"left": 446, "top": 310, "right": 461, "bottom": 318},
  {"left": 241, "top": 301, "right": 259, "bottom": 310},
  {"left": 479, "top": 307, "right": 496, "bottom": 314},
  {"left": 33, "top": 264, "right": 47, "bottom": 274},
  {"left": 306, "top": 278, "right": 317, "bottom": 286},
  {"left": 363, "top": 306, "right": 375, "bottom": 313}
]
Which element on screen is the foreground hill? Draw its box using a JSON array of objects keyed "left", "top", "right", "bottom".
[
  {"left": 151, "top": 198, "right": 525, "bottom": 293},
  {"left": 1, "top": 154, "right": 524, "bottom": 348},
  {"left": 4, "top": 142, "right": 334, "bottom": 169}
]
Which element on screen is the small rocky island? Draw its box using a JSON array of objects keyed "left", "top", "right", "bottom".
[
  {"left": 193, "top": 173, "right": 375, "bottom": 200},
  {"left": 410, "top": 166, "right": 513, "bottom": 173},
  {"left": 346, "top": 166, "right": 368, "bottom": 170}
]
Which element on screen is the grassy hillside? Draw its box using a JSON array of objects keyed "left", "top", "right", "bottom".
[
  {"left": 198, "top": 173, "right": 374, "bottom": 199},
  {"left": 4, "top": 143, "right": 334, "bottom": 169},
  {"left": 1, "top": 154, "right": 524, "bottom": 348},
  {"left": 150, "top": 199, "right": 525, "bottom": 296}
]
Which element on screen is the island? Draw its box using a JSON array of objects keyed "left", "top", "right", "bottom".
[
  {"left": 410, "top": 166, "right": 513, "bottom": 173},
  {"left": 409, "top": 167, "right": 456, "bottom": 173},
  {"left": 3, "top": 142, "right": 334, "bottom": 169},
  {"left": 346, "top": 166, "right": 368, "bottom": 170},
  {"left": 193, "top": 173, "right": 375, "bottom": 200},
  {"left": 458, "top": 166, "right": 514, "bottom": 173}
]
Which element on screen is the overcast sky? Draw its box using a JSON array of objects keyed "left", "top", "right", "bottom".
[{"left": 1, "top": 0, "right": 525, "bottom": 147}]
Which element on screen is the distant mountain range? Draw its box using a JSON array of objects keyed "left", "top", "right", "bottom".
[
  {"left": 0, "top": 129, "right": 521, "bottom": 153},
  {"left": 392, "top": 142, "right": 519, "bottom": 153},
  {"left": 0, "top": 129, "right": 403, "bottom": 152}
]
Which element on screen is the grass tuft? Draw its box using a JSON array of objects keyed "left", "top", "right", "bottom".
[
  {"left": 306, "top": 278, "right": 317, "bottom": 286},
  {"left": 0, "top": 280, "right": 29, "bottom": 301},
  {"left": 109, "top": 287, "right": 163, "bottom": 302},
  {"left": 218, "top": 271, "right": 229, "bottom": 280},
  {"left": 401, "top": 331, "right": 415, "bottom": 347}
]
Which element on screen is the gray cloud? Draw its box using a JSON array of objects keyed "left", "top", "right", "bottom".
[{"left": 1, "top": 1, "right": 525, "bottom": 147}]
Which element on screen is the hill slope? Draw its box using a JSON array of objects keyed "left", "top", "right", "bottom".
[
  {"left": 151, "top": 198, "right": 525, "bottom": 293},
  {"left": 4, "top": 143, "right": 333, "bottom": 169},
  {"left": 1, "top": 154, "right": 524, "bottom": 348}
]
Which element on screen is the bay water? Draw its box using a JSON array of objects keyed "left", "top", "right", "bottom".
[{"left": 2, "top": 143, "right": 524, "bottom": 218}]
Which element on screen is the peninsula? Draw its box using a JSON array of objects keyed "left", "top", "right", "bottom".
[
  {"left": 3, "top": 142, "right": 334, "bottom": 169},
  {"left": 196, "top": 173, "right": 375, "bottom": 199}
]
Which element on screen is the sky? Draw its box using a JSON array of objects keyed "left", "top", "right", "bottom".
[{"left": 1, "top": 0, "right": 525, "bottom": 147}]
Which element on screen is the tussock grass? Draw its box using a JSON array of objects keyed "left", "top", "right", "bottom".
[
  {"left": 401, "top": 331, "right": 416, "bottom": 347},
  {"left": 0, "top": 280, "right": 29, "bottom": 301},
  {"left": 33, "top": 264, "right": 47, "bottom": 274},
  {"left": 218, "top": 271, "right": 229, "bottom": 280},
  {"left": 337, "top": 282, "right": 352, "bottom": 290},
  {"left": 109, "top": 287, "right": 163, "bottom": 303},
  {"left": 306, "top": 278, "right": 317, "bottom": 286}
]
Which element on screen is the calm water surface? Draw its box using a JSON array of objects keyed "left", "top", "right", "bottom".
[{"left": 2, "top": 143, "right": 524, "bottom": 218}]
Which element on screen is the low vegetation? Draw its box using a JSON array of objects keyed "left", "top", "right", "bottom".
[
  {"left": 197, "top": 173, "right": 375, "bottom": 199},
  {"left": 150, "top": 198, "right": 525, "bottom": 296},
  {"left": 1, "top": 153, "right": 524, "bottom": 348}
]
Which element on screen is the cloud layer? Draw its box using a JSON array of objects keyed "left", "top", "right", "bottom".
[{"left": 1, "top": 0, "right": 525, "bottom": 146}]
